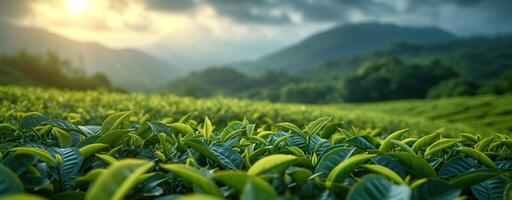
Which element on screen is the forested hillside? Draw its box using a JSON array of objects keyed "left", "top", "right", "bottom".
[
  {"left": 0, "top": 51, "right": 111, "bottom": 90},
  {"left": 0, "top": 21, "right": 183, "bottom": 91},
  {"left": 167, "top": 35, "right": 512, "bottom": 103},
  {"left": 235, "top": 23, "right": 455, "bottom": 74}
]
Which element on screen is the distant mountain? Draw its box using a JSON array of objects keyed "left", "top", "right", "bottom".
[
  {"left": 235, "top": 22, "right": 456, "bottom": 74},
  {"left": 165, "top": 32, "right": 512, "bottom": 103},
  {"left": 0, "top": 21, "right": 183, "bottom": 91},
  {"left": 305, "top": 34, "right": 512, "bottom": 83}
]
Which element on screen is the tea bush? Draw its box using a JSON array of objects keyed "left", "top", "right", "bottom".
[
  {"left": 0, "top": 86, "right": 491, "bottom": 135},
  {"left": 0, "top": 86, "right": 511, "bottom": 199},
  {"left": 0, "top": 111, "right": 511, "bottom": 199}
]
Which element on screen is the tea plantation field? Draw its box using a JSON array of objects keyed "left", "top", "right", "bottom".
[
  {"left": 337, "top": 95, "right": 512, "bottom": 134},
  {"left": 0, "top": 86, "right": 511, "bottom": 200}
]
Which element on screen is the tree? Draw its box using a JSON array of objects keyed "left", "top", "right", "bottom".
[{"left": 427, "top": 77, "right": 478, "bottom": 98}]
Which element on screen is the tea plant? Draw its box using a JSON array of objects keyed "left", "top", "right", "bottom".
[
  {"left": 0, "top": 86, "right": 498, "bottom": 135},
  {"left": 0, "top": 111, "right": 511, "bottom": 200}
]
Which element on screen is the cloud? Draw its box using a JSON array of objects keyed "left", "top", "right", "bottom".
[
  {"left": 3, "top": 0, "right": 512, "bottom": 35},
  {"left": 134, "top": 0, "right": 511, "bottom": 35},
  {"left": 144, "top": 0, "right": 196, "bottom": 13},
  {"left": 0, "top": 0, "right": 33, "bottom": 19}
]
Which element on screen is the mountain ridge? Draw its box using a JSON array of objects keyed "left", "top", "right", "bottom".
[
  {"left": 0, "top": 21, "right": 183, "bottom": 91},
  {"left": 234, "top": 22, "right": 456, "bottom": 74}
]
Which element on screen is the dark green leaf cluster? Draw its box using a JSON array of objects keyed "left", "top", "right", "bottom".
[{"left": 1, "top": 111, "right": 511, "bottom": 200}]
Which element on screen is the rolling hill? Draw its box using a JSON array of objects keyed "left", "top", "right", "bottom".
[
  {"left": 304, "top": 34, "right": 512, "bottom": 83},
  {"left": 0, "top": 21, "right": 184, "bottom": 91},
  {"left": 235, "top": 22, "right": 456, "bottom": 74}
]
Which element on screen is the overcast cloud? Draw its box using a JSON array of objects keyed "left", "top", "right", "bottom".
[{"left": 0, "top": 0, "right": 511, "bottom": 68}]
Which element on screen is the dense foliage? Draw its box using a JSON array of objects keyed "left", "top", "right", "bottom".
[
  {"left": 4, "top": 86, "right": 510, "bottom": 135},
  {"left": 0, "top": 109, "right": 511, "bottom": 200},
  {"left": 0, "top": 51, "right": 112, "bottom": 90},
  {"left": 340, "top": 58, "right": 457, "bottom": 102},
  {"left": 166, "top": 35, "right": 512, "bottom": 103}
]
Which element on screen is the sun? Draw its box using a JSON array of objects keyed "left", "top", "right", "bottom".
[{"left": 67, "top": 0, "right": 87, "bottom": 15}]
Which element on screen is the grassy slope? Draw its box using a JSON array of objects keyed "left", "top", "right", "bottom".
[
  {"left": 337, "top": 95, "right": 512, "bottom": 133},
  {"left": 0, "top": 86, "right": 509, "bottom": 135}
]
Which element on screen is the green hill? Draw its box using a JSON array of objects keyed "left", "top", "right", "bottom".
[
  {"left": 337, "top": 95, "right": 512, "bottom": 133},
  {"left": 306, "top": 35, "right": 512, "bottom": 83},
  {"left": 0, "top": 51, "right": 112, "bottom": 90},
  {"left": 235, "top": 22, "right": 455, "bottom": 74},
  {"left": 0, "top": 21, "right": 183, "bottom": 91},
  {"left": 166, "top": 34, "right": 512, "bottom": 103}
]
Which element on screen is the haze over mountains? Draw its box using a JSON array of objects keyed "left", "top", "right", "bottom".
[
  {"left": 0, "top": 21, "right": 183, "bottom": 91},
  {"left": 0, "top": 21, "right": 468, "bottom": 91},
  {"left": 233, "top": 23, "right": 456, "bottom": 74}
]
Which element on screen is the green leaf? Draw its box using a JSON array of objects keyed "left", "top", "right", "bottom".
[
  {"left": 0, "top": 194, "right": 46, "bottom": 200},
  {"left": 0, "top": 164, "right": 24, "bottom": 196},
  {"left": 214, "top": 170, "right": 251, "bottom": 192},
  {"left": 221, "top": 121, "right": 244, "bottom": 141},
  {"left": 346, "top": 175, "right": 410, "bottom": 200},
  {"left": 286, "top": 146, "right": 306, "bottom": 157},
  {"left": 371, "top": 156, "right": 407, "bottom": 178},
  {"left": 424, "top": 139, "right": 461, "bottom": 157},
  {"left": 505, "top": 182, "right": 512, "bottom": 200},
  {"left": 438, "top": 157, "right": 476, "bottom": 178},
  {"left": 95, "top": 154, "right": 118, "bottom": 165},
  {"left": 184, "top": 141, "right": 242, "bottom": 169},
  {"left": 159, "top": 164, "right": 223, "bottom": 197},
  {"left": 326, "top": 154, "right": 376, "bottom": 187},
  {"left": 209, "top": 145, "right": 243, "bottom": 169},
  {"left": 449, "top": 169, "right": 503, "bottom": 189},
  {"left": 101, "top": 111, "right": 131, "bottom": 134},
  {"left": 476, "top": 136, "right": 495, "bottom": 152},
  {"left": 411, "top": 179, "right": 460, "bottom": 200},
  {"left": 45, "top": 119, "right": 82, "bottom": 134},
  {"left": 241, "top": 178, "right": 278, "bottom": 200},
  {"left": 202, "top": 116, "right": 213, "bottom": 139},
  {"left": 315, "top": 147, "right": 355, "bottom": 179},
  {"left": 11, "top": 147, "right": 56, "bottom": 165},
  {"left": 147, "top": 122, "right": 173, "bottom": 137},
  {"left": 287, "top": 167, "right": 312, "bottom": 187},
  {"left": 169, "top": 123, "right": 194, "bottom": 136},
  {"left": 411, "top": 132, "right": 441, "bottom": 153},
  {"left": 247, "top": 154, "right": 299, "bottom": 175},
  {"left": 75, "top": 169, "right": 105, "bottom": 185},
  {"left": 455, "top": 147, "right": 497, "bottom": 168},
  {"left": 319, "top": 122, "right": 343, "bottom": 139},
  {"left": 175, "top": 194, "right": 224, "bottom": 200},
  {"left": 390, "top": 139, "right": 415, "bottom": 155},
  {"left": 360, "top": 164, "right": 404, "bottom": 184},
  {"left": 85, "top": 159, "right": 154, "bottom": 200},
  {"left": 53, "top": 128, "right": 72, "bottom": 148},
  {"left": 56, "top": 148, "right": 83, "bottom": 190},
  {"left": 1, "top": 154, "right": 37, "bottom": 175},
  {"left": 305, "top": 116, "right": 332, "bottom": 136},
  {"left": 460, "top": 133, "right": 479, "bottom": 144},
  {"left": 387, "top": 153, "right": 436, "bottom": 178},
  {"left": 379, "top": 129, "right": 409, "bottom": 152},
  {"left": 79, "top": 144, "right": 109, "bottom": 159},
  {"left": 471, "top": 176, "right": 508, "bottom": 200},
  {"left": 275, "top": 122, "right": 304, "bottom": 137},
  {"left": 97, "top": 129, "right": 131, "bottom": 146},
  {"left": 54, "top": 148, "right": 83, "bottom": 191},
  {"left": 20, "top": 113, "right": 48, "bottom": 130},
  {"left": 214, "top": 170, "right": 277, "bottom": 199}
]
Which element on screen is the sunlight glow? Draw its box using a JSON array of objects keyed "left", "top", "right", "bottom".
[{"left": 68, "top": 0, "right": 87, "bottom": 15}]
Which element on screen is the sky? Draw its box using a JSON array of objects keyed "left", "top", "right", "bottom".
[{"left": 1, "top": 0, "right": 512, "bottom": 68}]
